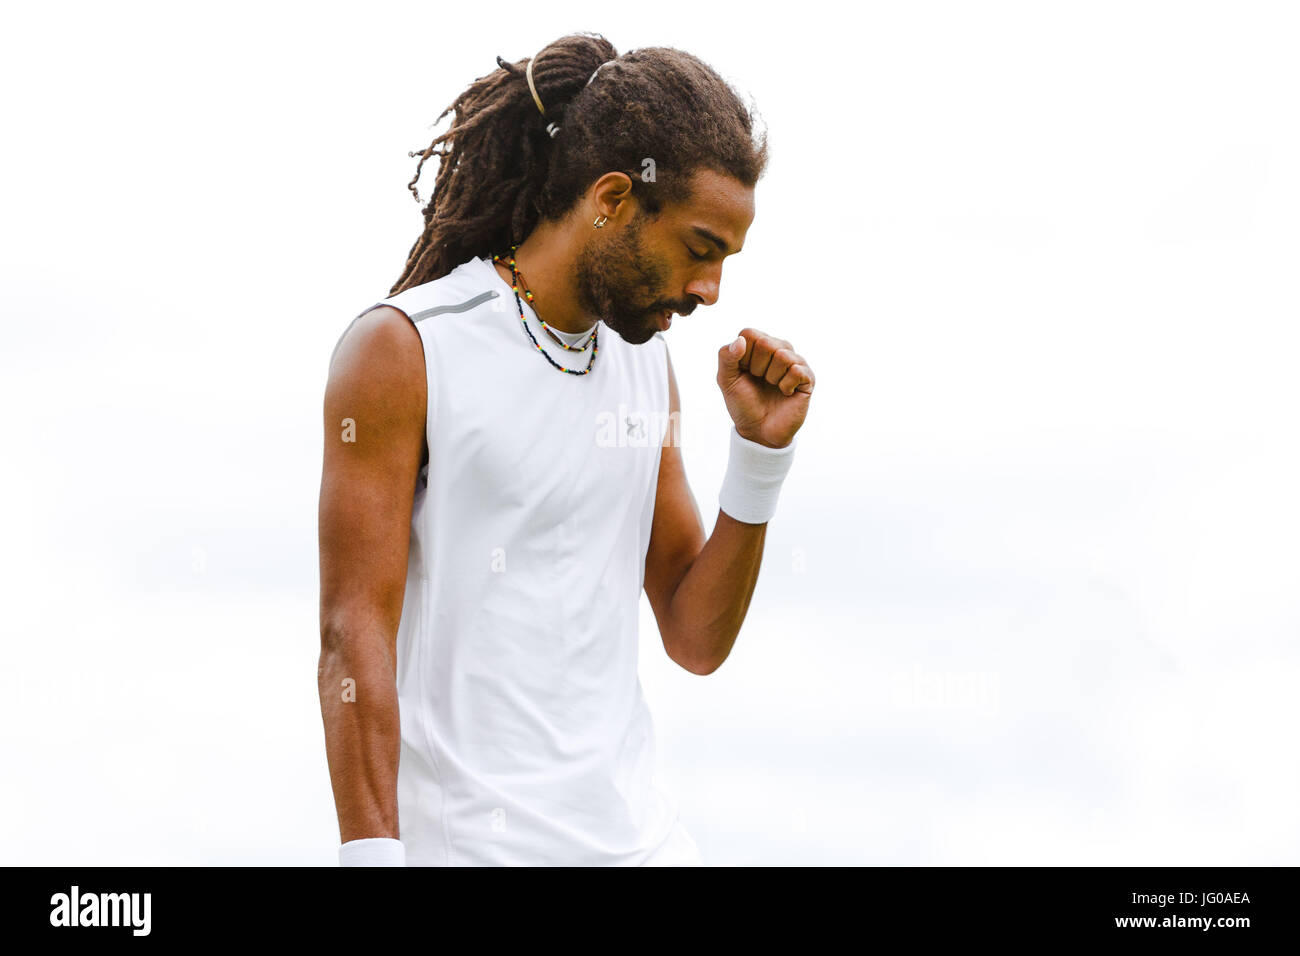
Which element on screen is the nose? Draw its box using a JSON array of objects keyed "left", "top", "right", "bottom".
[{"left": 684, "top": 269, "right": 720, "bottom": 308}]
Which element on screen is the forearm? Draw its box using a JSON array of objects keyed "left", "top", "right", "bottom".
[
  {"left": 664, "top": 509, "right": 768, "bottom": 675},
  {"left": 317, "top": 627, "right": 401, "bottom": 842}
]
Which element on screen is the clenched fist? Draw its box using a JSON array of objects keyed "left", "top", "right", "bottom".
[{"left": 716, "top": 327, "right": 815, "bottom": 449}]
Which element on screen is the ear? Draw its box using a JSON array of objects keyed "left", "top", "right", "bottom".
[{"left": 590, "top": 171, "right": 636, "bottom": 224}]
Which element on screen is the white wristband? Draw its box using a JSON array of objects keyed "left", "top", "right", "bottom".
[
  {"left": 339, "top": 837, "right": 406, "bottom": 867},
  {"left": 718, "top": 425, "right": 797, "bottom": 525}
]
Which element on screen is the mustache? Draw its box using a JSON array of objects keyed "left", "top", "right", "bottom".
[{"left": 651, "top": 302, "right": 697, "bottom": 317}]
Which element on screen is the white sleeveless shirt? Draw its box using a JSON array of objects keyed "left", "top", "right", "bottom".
[{"left": 347, "top": 255, "right": 702, "bottom": 866}]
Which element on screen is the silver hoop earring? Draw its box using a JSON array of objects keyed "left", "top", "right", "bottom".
[{"left": 593, "top": 215, "right": 608, "bottom": 229}]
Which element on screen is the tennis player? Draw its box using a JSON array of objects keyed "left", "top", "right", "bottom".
[{"left": 317, "top": 33, "right": 814, "bottom": 866}]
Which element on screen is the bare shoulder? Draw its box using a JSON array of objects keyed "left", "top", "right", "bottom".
[
  {"left": 324, "top": 306, "right": 427, "bottom": 459},
  {"left": 327, "top": 306, "right": 425, "bottom": 407},
  {"left": 330, "top": 305, "right": 422, "bottom": 375}
]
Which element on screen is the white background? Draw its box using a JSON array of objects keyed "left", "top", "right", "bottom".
[{"left": 1, "top": 1, "right": 1297, "bottom": 864}]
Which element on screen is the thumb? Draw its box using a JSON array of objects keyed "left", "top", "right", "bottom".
[{"left": 717, "top": 335, "right": 745, "bottom": 376}]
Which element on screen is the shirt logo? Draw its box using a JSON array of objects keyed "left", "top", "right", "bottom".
[{"left": 595, "top": 405, "right": 680, "bottom": 448}]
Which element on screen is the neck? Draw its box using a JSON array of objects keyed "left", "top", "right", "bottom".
[{"left": 492, "top": 220, "right": 597, "bottom": 334}]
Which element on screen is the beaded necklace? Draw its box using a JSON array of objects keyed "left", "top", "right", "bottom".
[
  {"left": 513, "top": 266, "right": 595, "bottom": 352},
  {"left": 493, "top": 246, "right": 599, "bottom": 376}
]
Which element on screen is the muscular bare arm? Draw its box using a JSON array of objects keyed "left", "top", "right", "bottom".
[
  {"left": 644, "top": 347, "right": 767, "bottom": 676},
  {"left": 317, "top": 306, "right": 427, "bottom": 843},
  {"left": 644, "top": 331, "right": 813, "bottom": 676}
]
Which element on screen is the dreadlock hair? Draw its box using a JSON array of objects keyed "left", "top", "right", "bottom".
[{"left": 388, "top": 31, "right": 769, "bottom": 296}]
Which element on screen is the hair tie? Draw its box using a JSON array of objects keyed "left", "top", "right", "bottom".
[
  {"left": 525, "top": 53, "right": 547, "bottom": 116},
  {"left": 527, "top": 51, "right": 615, "bottom": 138},
  {"left": 587, "top": 59, "right": 614, "bottom": 87}
]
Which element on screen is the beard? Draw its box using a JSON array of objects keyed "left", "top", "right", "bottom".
[{"left": 573, "top": 214, "right": 686, "bottom": 345}]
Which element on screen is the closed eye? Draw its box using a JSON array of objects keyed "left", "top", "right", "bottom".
[{"left": 687, "top": 246, "right": 709, "bottom": 261}]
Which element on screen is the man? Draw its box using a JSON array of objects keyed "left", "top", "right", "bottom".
[{"left": 317, "top": 33, "right": 815, "bottom": 866}]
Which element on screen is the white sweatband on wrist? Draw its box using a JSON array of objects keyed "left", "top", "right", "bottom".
[
  {"left": 718, "top": 425, "right": 797, "bottom": 525},
  {"left": 339, "top": 837, "right": 406, "bottom": 867}
]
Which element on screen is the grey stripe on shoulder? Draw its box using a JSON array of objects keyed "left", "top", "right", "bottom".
[{"left": 409, "top": 289, "right": 500, "bottom": 323}]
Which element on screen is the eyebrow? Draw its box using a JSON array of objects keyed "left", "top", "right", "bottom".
[{"left": 691, "top": 225, "right": 740, "bottom": 255}]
